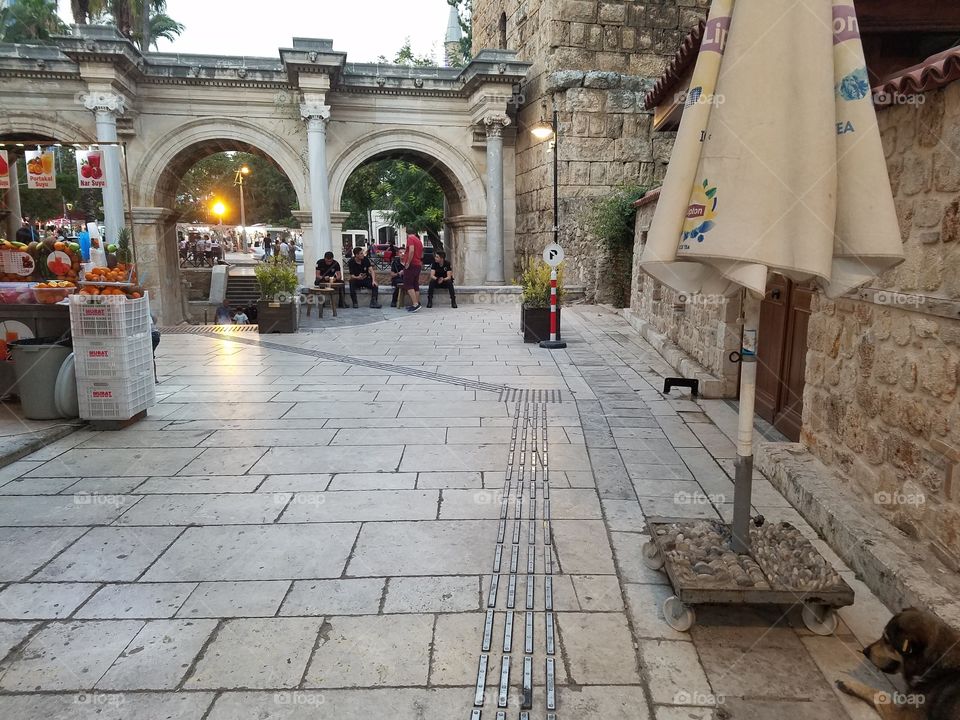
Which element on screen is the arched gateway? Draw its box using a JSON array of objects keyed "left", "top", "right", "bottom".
[{"left": 0, "top": 27, "right": 529, "bottom": 323}]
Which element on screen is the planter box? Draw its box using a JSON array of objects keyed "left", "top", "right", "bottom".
[
  {"left": 257, "top": 300, "right": 298, "bottom": 334},
  {"left": 521, "top": 305, "right": 560, "bottom": 344}
]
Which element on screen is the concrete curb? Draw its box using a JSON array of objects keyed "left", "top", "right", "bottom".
[
  {"left": 0, "top": 422, "right": 82, "bottom": 469},
  {"left": 756, "top": 442, "right": 960, "bottom": 628}
]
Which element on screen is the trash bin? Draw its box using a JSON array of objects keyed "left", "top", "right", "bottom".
[{"left": 10, "top": 337, "right": 72, "bottom": 420}]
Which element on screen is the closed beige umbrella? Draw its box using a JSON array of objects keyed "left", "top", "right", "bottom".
[{"left": 640, "top": 0, "right": 904, "bottom": 550}]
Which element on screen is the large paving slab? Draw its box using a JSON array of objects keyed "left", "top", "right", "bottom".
[
  {"left": 348, "top": 520, "right": 497, "bottom": 575},
  {"left": 34, "top": 526, "right": 183, "bottom": 581},
  {"left": 142, "top": 524, "right": 360, "bottom": 581}
]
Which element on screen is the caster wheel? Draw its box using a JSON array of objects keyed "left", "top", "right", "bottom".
[
  {"left": 642, "top": 540, "right": 665, "bottom": 571},
  {"left": 802, "top": 604, "right": 839, "bottom": 636},
  {"left": 663, "top": 595, "right": 696, "bottom": 632}
]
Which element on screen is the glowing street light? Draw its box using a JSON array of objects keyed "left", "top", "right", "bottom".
[
  {"left": 212, "top": 200, "right": 226, "bottom": 224},
  {"left": 234, "top": 165, "right": 251, "bottom": 252}
]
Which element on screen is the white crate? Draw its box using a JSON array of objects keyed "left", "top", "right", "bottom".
[
  {"left": 73, "top": 334, "right": 153, "bottom": 380},
  {"left": 69, "top": 293, "right": 151, "bottom": 338},
  {"left": 77, "top": 374, "right": 156, "bottom": 420}
]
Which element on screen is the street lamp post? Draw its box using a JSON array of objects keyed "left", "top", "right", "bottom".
[
  {"left": 531, "top": 103, "right": 567, "bottom": 350},
  {"left": 234, "top": 165, "right": 250, "bottom": 253}
]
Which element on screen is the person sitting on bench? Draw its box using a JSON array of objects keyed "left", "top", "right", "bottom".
[
  {"left": 389, "top": 250, "right": 405, "bottom": 307},
  {"left": 347, "top": 247, "right": 382, "bottom": 309},
  {"left": 316, "top": 251, "right": 346, "bottom": 308},
  {"left": 427, "top": 251, "right": 457, "bottom": 308}
]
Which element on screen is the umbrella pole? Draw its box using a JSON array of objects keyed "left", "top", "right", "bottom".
[{"left": 731, "top": 299, "right": 760, "bottom": 554}]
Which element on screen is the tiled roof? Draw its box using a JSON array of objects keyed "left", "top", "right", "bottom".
[
  {"left": 873, "top": 47, "right": 960, "bottom": 103},
  {"left": 632, "top": 188, "right": 662, "bottom": 209},
  {"left": 643, "top": 21, "right": 706, "bottom": 110}
]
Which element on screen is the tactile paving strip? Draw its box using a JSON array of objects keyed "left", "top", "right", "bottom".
[{"left": 473, "top": 400, "right": 555, "bottom": 719}]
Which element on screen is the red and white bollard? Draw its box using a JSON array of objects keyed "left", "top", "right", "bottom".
[{"left": 540, "top": 266, "right": 566, "bottom": 349}]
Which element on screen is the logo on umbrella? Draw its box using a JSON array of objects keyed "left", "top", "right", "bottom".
[
  {"left": 837, "top": 67, "right": 870, "bottom": 101},
  {"left": 682, "top": 179, "right": 719, "bottom": 244}
]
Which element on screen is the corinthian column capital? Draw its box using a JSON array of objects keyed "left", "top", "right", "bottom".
[
  {"left": 484, "top": 114, "right": 511, "bottom": 138},
  {"left": 81, "top": 91, "right": 126, "bottom": 115},
  {"left": 300, "top": 102, "right": 331, "bottom": 123}
]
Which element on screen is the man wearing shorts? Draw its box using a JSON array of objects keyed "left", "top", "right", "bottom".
[{"left": 403, "top": 233, "right": 424, "bottom": 312}]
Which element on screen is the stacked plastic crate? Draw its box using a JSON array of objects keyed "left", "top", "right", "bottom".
[{"left": 69, "top": 293, "right": 155, "bottom": 420}]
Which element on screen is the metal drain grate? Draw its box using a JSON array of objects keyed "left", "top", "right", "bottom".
[
  {"left": 499, "top": 388, "right": 565, "bottom": 404},
  {"left": 159, "top": 325, "right": 259, "bottom": 334}
]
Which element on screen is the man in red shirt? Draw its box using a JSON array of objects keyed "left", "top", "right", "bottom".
[{"left": 403, "top": 233, "right": 424, "bottom": 312}]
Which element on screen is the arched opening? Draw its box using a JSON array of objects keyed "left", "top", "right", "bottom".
[
  {"left": 337, "top": 149, "right": 472, "bottom": 285},
  {"left": 135, "top": 130, "right": 308, "bottom": 324},
  {"left": 498, "top": 12, "right": 508, "bottom": 49}
]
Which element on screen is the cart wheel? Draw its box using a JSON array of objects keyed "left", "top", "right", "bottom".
[
  {"left": 642, "top": 541, "right": 665, "bottom": 571},
  {"left": 663, "top": 596, "right": 696, "bottom": 632},
  {"left": 802, "top": 604, "right": 839, "bottom": 636}
]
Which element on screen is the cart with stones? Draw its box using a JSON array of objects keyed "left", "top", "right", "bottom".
[{"left": 641, "top": 516, "right": 855, "bottom": 635}]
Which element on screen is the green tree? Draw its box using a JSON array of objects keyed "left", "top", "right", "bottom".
[
  {"left": 375, "top": 161, "right": 445, "bottom": 248},
  {"left": 0, "top": 0, "right": 66, "bottom": 43},
  {"left": 447, "top": 0, "right": 473, "bottom": 64},
  {"left": 341, "top": 161, "right": 384, "bottom": 233},
  {"left": 70, "top": 0, "right": 184, "bottom": 50},
  {"left": 378, "top": 38, "right": 435, "bottom": 66}
]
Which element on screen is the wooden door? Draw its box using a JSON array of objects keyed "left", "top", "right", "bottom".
[{"left": 756, "top": 276, "right": 811, "bottom": 441}]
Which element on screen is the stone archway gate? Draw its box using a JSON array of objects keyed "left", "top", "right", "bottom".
[{"left": 0, "top": 26, "right": 530, "bottom": 323}]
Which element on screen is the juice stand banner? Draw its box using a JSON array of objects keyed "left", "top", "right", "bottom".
[
  {"left": 0, "top": 151, "right": 9, "bottom": 190},
  {"left": 24, "top": 150, "right": 55, "bottom": 190},
  {"left": 76, "top": 150, "right": 106, "bottom": 188}
]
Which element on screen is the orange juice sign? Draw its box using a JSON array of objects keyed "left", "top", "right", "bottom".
[
  {"left": 76, "top": 150, "right": 106, "bottom": 188},
  {"left": 24, "top": 150, "right": 55, "bottom": 189}
]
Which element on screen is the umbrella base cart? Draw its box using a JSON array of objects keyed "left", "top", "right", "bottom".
[{"left": 641, "top": 516, "right": 854, "bottom": 635}]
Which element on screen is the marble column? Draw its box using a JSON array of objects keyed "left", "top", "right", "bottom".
[
  {"left": 300, "top": 103, "right": 332, "bottom": 279},
  {"left": 83, "top": 92, "right": 126, "bottom": 244},
  {"left": 6, "top": 158, "right": 22, "bottom": 242},
  {"left": 484, "top": 114, "right": 509, "bottom": 285}
]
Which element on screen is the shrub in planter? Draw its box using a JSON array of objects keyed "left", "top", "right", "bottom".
[
  {"left": 254, "top": 256, "right": 300, "bottom": 333},
  {"left": 520, "top": 261, "right": 564, "bottom": 343}
]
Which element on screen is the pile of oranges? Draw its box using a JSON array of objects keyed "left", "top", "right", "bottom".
[
  {"left": 78, "top": 285, "right": 142, "bottom": 299},
  {"left": 83, "top": 264, "right": 133, "bottom": 284},
  {"left": 34, "top": 280, "right": 76, "bottom": 304}
]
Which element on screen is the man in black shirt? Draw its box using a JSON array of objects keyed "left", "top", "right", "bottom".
[
  {"left": 427, "top": 251, "right": 457, "bottom": 308},
  {"left": 316, "top": 251, "right": 346, "bottom": 308},
  {"left": 347, "top": 247, "right": 382, "bottom": 309},
  {"left": 389, "top": 252, "right": 405, "bottom": 307}
]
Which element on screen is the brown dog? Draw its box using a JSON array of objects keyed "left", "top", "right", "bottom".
[{"left": 837, "top": 609, "right": 960, "bottom": 719}]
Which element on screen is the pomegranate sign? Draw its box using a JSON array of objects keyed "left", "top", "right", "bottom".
[{"left": 76, "top": 150, "right": 106, "bottom": 189}]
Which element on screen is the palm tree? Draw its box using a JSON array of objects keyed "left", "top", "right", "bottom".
[
  {"left": 0, "top": 0, "right": 67, "bottom": 43},
  {"left": 68, "top": 0, "right": 183, "bottom": 50}
]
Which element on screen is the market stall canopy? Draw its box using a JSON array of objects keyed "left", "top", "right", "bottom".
[{"left": 640, "top": 0, "right": 905, "bottom": 299}]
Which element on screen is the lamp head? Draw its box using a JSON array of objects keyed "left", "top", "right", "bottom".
[{"left": 531, "top": 121, "right": 554, "bottom": 141}]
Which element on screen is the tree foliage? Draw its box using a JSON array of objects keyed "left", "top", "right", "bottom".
[
  {"left": 341, "top": 159, "right": 445, "bottom": 247},
  {"left": 0, "top": 0, "right": 66, "bottom": 43},
  {"left": 69, "top": 0, "right": 184, "bottom": 50},
  {"left": 377, "top": 37, "right": 435, "bottom": 66},
  {"left": 175, "top": 152, "right": 297, "bottom": 227},
  {"left": 587, "top": 183, "right": 648, "bottom": 308}
]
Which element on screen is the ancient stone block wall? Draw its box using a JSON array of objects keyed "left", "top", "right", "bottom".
[
  {"left": 625, "top": 199, "right": 741, "bottom": 395},
  {"left": 473, "top": 0, "right": 709, "bottom": 295},
  {"left": 802, "top": 81, "right": 960, "bottom": 559}
]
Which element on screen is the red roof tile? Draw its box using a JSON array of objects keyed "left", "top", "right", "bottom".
[
  {"left": 643, "top": 21, "right": 705, "bottom": 111},
  {"left": 873, "top": 47, "right": 960, "bottom": 103}
]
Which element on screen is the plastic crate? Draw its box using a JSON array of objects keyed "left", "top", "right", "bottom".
[
  {"left": 77, "top": 373, "right": 156, "bottom": 420},
  {"left": 73, "top": 334, "right": 153, "bottom": 380},
  {"left": 69, "top": 292, "right": 151, "bottom": 338}
]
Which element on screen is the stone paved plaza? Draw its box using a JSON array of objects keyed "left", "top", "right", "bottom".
[{"left": 0, "top": 305, "right": 894, "bottom": 719}]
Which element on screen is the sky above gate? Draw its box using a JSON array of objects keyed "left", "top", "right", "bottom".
[{"left": 56, "top": 1, "right": 452, "bottom": 65}]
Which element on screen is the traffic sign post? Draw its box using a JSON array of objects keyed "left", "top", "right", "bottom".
[{"left": 540, "top": 243, "right": 566, "bottom": 350}]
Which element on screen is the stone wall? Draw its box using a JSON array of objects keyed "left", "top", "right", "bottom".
[
  {"left": 473, "top": 0, "right": 708, "bottom": 295},
  {"left": 624, "top": 195, "right": 741, "bottom": 396},
  {"left": 802, "top": 81, "right": 960, "bottom": 560}
]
